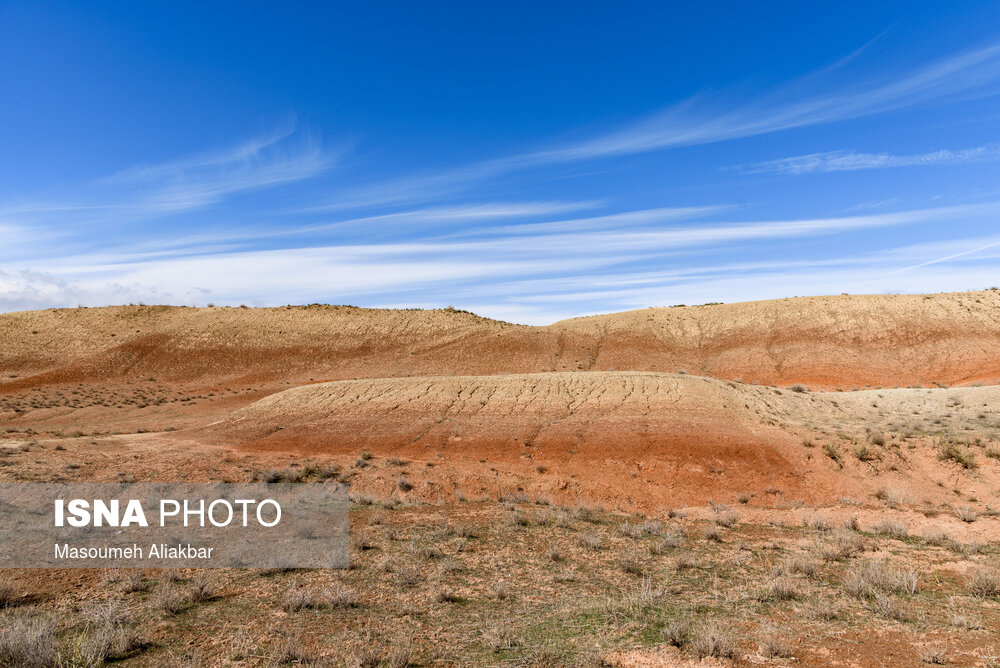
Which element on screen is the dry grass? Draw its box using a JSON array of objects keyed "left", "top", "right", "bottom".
[
  {"left": 757, "top": 576, "right": 802, "bottom": 602},
  {"left": 0, "top": 579, "right": 19, "bottom": 608},
  {"left": 843, "top": 560, "right": 919, "bottom": 599},
  {"left": 152, "top": 581, "right": 188, "bottom": 615},
  {"left": 0, "top": 616, "right": 57, "bottom": 668},
  {"left": 872, "top": 520, "right": 909, "bottom": 540},
  {"left": 690, "top": 622, "right": 738, "bottom": 659},
  {"left": 968, "top": 569, "right": 1000, "bottom": 598},
  {"left": 938, "top": 440, "right": 978, "bottom": 469},
  {"left": 281, "top": 582, "right": 357, "bottom": 611},
  {"left": 954, "top": 505, "right": 978, "bottom": 523}
]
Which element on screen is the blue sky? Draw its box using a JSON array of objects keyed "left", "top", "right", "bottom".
[{"left": 2, "top": 2, "right": 1000, "bottom": 324}]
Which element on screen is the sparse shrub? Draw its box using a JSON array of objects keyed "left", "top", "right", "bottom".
[
  {"left": 938, "top": 441, "right": 977, "bottom": 469},
  {"left": 152, "top": 581, "right": 187, "bottom": 615},
  {"left": 780, "top": 555, "right": 818, "bottom": 578},
  {"left": 843, "top": 560, "right": 918, "bottom": 599},
  {"left": 661, "top": 618, "right": 691, "bottom": 647},
  {"left": 714, "top": 509, "right": 738, "bottom": 527},
  {"left": 482, "top": 622, "right": 520, "bottom": 653},
  {"left": 968, "top": 569, "right": 1000, "bottom": 598},
  {"left": 872, "top": 520, "right": 908, "bottom": 540},
  {"left": 789, "top": 384, "right": 808, "bottom": 393},
  {"left": 434, "top": 586, "right": 462, "bottom": 603},
  {"left": 547, "top": 544, "right": 564, "bottom": 562},
  {"left": 757, "top": 576, "right": 801, "bottom": 602},
  {"left": 0, "top": 579, "right": 19, "bottom": 608},
  {"left": 650, "top": 530, "right": 685, "bottom": 554},
  {"left": 620, "top": 554, "right": 644, "bottom": 575},
  {"left": 690, "top": 622, "right": 737, "bottom": 659},
  {"left": 393, "top": 567, "right": 423, "bottom": 589},
  {"left": 818, "top": 529, "right": 865, "bottom": 561},
  {"left": 577, "top": 534, "right": 603, "bottom": 551},
  {"left": 506, "top": 510, "right": 529, "bottom": 528},
  {"left": 869, "top": 592, "right": 909, "bottom": 621},
  {"left": 618, "top": 522, "right": 644, "bottom": 538},
  {"left": 704, "top": 526, "right": 723, "bottom": 542},
  {"left": 268, "top": 635, "right": 312, "bottom": 665},
  {"left": 758, "top": 631, "right": 795, "bottom": 660},
  {"left": 920, "top": 645, "right": 949, "bottom": 664},
  {"left": 954, "top": 505, "right": 978, "bottom": 522},
  {"left": 921, "top": 529, "right": 953, "bottom": 546},
  {"left": 0, "top": 616, "right": 57, "bottom": 668},
  {"left": 852, "top": 443, "right": 877, "bottom": 461},
  {"left": 822, "top": 443, "right": 841, "bottom": 464},
  {"left": 396, "top": 476, "right": 413, "bottom": 492}
]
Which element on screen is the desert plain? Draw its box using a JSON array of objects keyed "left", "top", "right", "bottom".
[{"left": 1, "top": 290, "right": 999, "bottom": 667}]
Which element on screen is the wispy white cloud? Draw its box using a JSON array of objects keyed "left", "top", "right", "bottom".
[
  {"left": 454, "top": 205, "right": 731, "bottom": 237},
  {"left": 737, "top": 144, "right": 1000, "bottom": 175},
  {"left": 0, "top": 125, "right": 338, "bottom": 229},
  {"left": 890, "top": 239, "right": 1000, "bottom": 274},
  {"left": 531, "top": 43, "right": 1000, "bottom": 164},
  {"left": 303, "top": 40, "right": 1000, "bottom": 211},
  {"left": 4, "top": 202, "right": 997, "bottom": 321}
]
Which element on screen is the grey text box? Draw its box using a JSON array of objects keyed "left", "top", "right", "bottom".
[{"left": 0, "top": 483, "right": 348, "bottom": 568}]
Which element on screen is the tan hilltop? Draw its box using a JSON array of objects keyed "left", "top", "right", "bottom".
[{"left": 1, "top": 290, "right": 999, "bottom": 393}]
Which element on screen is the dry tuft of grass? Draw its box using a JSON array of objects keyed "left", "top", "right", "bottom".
[
  {"left": 0, "top": 579, "right": 19, "bottom": 608},
  {"left": 968, "top": 569, "right": 999, "bottom": 599},
  {"left": 938, "top": 440, "right": 977, "bottom": 469},
  {"left": 577, "top": 533, "right": 603, "bottom": 551},
  {"left": 0, "top": 616, "right": 57, "bottom": 668},
  {"left": 714, "top": 509, "right": 739, "bottom": 527},
  {"left": 189, "top": 575, "right": 216, "bottom": 603},
  {"left": 690, "top": 622, "right": 738, "bottom": 659},
  {"left": 661, "top": 618, "right": 691, "bottom": 647},
  {"left": 482, "top": 621, "right": 520, "bottom": 653},
  {"left": 757, "top": 576, "right": 802, "bottom": 602},
  {"left": 843, "top": 560, "right": 919, "bottom": 600},
  {"left": 872, "top": 520, "right": 908, "bottom": 540},
  {"left": 954, "top": 505, "right": 978, "bottom": 522},
  {"left": 818, "top": 529, "right": 865, "bottom": 561},
  {"left": 758, "top": 630, "right": 795, "bottom": 660},
  {"left": 152, "top": 581, "right": 187, "bottom": 615},
  {"left": 919, "top": 645, "right": 949, "bottom": 664},
  {"left": 282, "top": 582, "right": 358, "bottom": 611}
]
